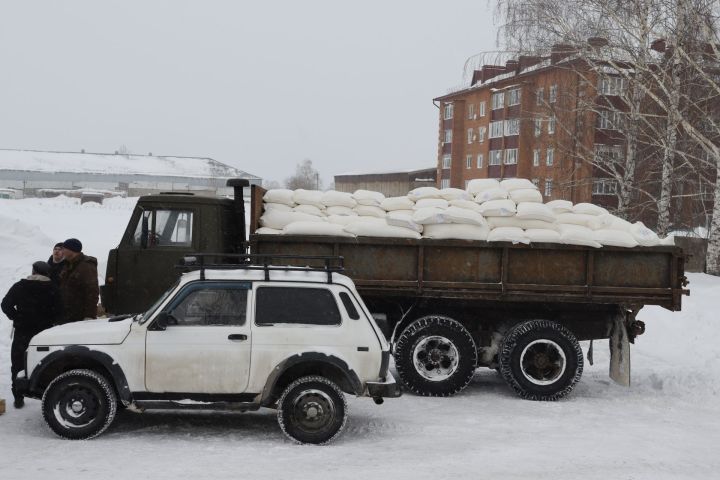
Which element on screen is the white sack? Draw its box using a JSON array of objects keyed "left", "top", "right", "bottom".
[
  {"left": 380, "top": 196, "right": 415, "bottom": 211},
  {"left": 263, "top": 202, "right": 293, "bottom": 212},
  {"left": 344, "top": 222, "right": 421, "bottom": 239},
  {"left": 386, "top": 212, "right": 423, "bottom": 233},
  {"left": 354, "top": 205, "right": 387, "bottom": 218},
  {"left": 292, "top": 189, "right": 325, "bottom": 207},
  {"left": 594, "top": 229, "right": 638, "bottom": 248},
  {"left": 326, "top": 206, "right": 357, "bottom": 216},
  {"left": 509, "top": 188, "right": 543, "bottom": 204},
  {"left": 556, "top": 213, "right": 596, "bottom": 227},
  {"left": 659, "top": 236, "right": 676, "bottom": 246},
  {"left": 391, "top": 209, "right": 415, "bottom": 216},
  {"left": 413, "top": 207, "right": 448, "bottom": 225},
  {"left": 474, "top": 188, "right": 509, "bottom": 203},
  {"left": 467, "top": 178, "right": 501, "bottom": 194},
  {"left": 516, "top": 202, "right": 557, "bottom": 223},
  {"left": 573, "top": 202, "right": 608, "bottom": 216},
  {"left": 630, "top": 222, "right": 660, "bottom": 246},
  {"left": 487, "top": 216, "right": 559, "bottom": 231},
  {"left": 294, "top": 204, "right": 325, "bottom": 217},
  {"left": 449, "top": 199, "right": 484, "bottom": 212},
  {"left": 439, "top": 188, "right": 471, "bottom": 201},
  {"left": 487, "top": 227, "right": 530, "bottom": 244},
  {"left": 408, "top": 186, "right": 442, "bottom": 201},
  {"left": 478, "top": 199, "right": 517, "bottom": 217},
  {"left": 545, "top": 199, "right": 574, "bottom": 213},
  {"left": 558, "top": 224, "right": 602, "bottom": 248},
  {"left": 284, "top": 221, "right": 354, "bottom": 237},
  {"left": 587, "top": 213, "right": 632, "bottom": 232},
  {"left": 525, "top": 229, "right": 562, "bottom": 243},
  {"left": 263, "top": 189, "right": 295, "bottom": 206},
  {"left": 414, "top": 198, "right": 449, "bottom": 210},
  {"left": 353, "top": 189, "right": 385, "bottom": 206},
  {"left": 500, "top": 178, "right": 537, "bottom": 191},
  {"left": 321, "top": 190, "right": 357, "bottom": 208},
  {"left": 254, "top": 227, "right": 283, "bottom": 235},
  {"left": 260, "top": 210, "right": 324, "bottom": 230},
  {"left": 441, "top": 206, "right": 488, "bottom": 227},
  {"left": 422, "top": 224, "right": 489, "bottom": 241},
  {"left": 327, "top": 215, "right": 361, "bottom": 226}
]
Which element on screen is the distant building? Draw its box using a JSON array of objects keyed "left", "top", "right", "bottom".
[
  {"left": 335, "top": 168, "right": 437, "bottom": 197},
  {"left": 0, "top": 149, "right": 261, "bottom": 198}
]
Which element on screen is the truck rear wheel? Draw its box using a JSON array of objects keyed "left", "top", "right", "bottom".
[
  {"left": 499, "top": 320, "right": 583, "bottom": 401},
  {"left": 394, "top": 316, "right": 477, "bottom": 397}
]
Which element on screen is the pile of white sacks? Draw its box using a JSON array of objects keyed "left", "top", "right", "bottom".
[{"left": 257, "top": 178, "right": 671, "bottom": 248}]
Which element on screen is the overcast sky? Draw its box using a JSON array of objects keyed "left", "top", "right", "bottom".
[{"left": 0, "top": 1, "right": 498, "bottom": 186}]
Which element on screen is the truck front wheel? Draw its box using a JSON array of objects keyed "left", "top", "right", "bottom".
[
  {"left": 499, "top": 320, "right": 583, "bottom": 401},
  {"left": 394, "top": 316, "right": 477, "bottom": 397}
]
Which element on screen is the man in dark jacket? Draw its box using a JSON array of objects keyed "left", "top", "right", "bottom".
[
  {"left": 47, "top": 242, "right": 65, "bottom": 285},
  {"left": 2, "top": 261, "right": 62, "bottom": 408},
  {"left": 59, "top": 238, "right": 100, "bottom": 324}
]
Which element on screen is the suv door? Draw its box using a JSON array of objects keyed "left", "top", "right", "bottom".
[{"left": 145, "top": 281, "right": 252, "bottom": 394}]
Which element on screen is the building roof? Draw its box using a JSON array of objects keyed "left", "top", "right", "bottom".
[
  {"left": 0, "top": 149, "right": 260, "bottom": 180},
  {"left": 335, "top": 167, "right": 436, "bottom": 178}
]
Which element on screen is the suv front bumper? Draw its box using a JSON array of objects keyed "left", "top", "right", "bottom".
[{"left": 366, "top": 374, "right": 402, "bottom": 398}]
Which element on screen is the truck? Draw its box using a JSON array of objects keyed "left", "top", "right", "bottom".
[{"left": 101, "top": 179, "right": 689, "bottom": 400}]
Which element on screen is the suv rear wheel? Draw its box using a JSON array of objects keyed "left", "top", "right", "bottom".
[
  {"left": 277, "top": 376, "right": 347, "bottom": 445},
  {"left": 41, "top": 369, "right": 118, "bottom": 440}
]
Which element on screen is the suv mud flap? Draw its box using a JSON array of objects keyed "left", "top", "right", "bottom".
[
  {"left": 609, "top": 315, "right": 631, "bottom": 387},
  {"left": 366, "top": 376, "right": 402, "bottom": 398}
]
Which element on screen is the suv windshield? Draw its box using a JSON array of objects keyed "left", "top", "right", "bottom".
[{"left": 140, "top": 278, "right": 180, "bottom": 324}]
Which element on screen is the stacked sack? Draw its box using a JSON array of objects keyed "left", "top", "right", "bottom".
[{"left": 257, "top": 181, "right": 669, "bottom": 247}]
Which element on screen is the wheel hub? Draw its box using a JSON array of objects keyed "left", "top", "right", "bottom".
[
  {"left": 70, "top": 400, "right": 84, "bottom": 414},
  {"left": 413, "top": 336, "right": 460, "bottom": 382},
  {"left": 520, "top": 339, "right": 567, "bottom": 385},
  {"left": 291, "top": 389, "right": 335, "bottom": 433}
]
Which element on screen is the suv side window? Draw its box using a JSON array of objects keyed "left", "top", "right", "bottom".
[
  {"left": 256, "top": 287, "right": 341, "bottom": 326},
  {"left": 166, "top": 282, "right": 249, "bottom": 326}
]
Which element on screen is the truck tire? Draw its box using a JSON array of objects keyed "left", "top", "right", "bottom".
[
  {"left": 277, "top": 375, "right": 347, "bottom": 445},
  {"left": 499, "top": 320, "right": 583, "bottom": 401},
  {"left": 394, "top": 315, "right": 477, "bottom": 397},
  {"left": 41, "top": 369, "right": 118, "bottom": 440}
]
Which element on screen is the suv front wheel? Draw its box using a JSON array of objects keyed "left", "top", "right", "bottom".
[
  {"left": 41, "top": 369, "right": 118, "bottom": 440},
  {"left": 277, "top": 375, "right": 348, "bottom": 445}
]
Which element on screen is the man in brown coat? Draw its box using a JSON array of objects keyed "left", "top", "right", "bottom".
[{"left": 59, "top": 238, "right": 99, "bottom": 323}]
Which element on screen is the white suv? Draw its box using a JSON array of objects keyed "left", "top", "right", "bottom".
[{"left": 16, "top": 260, "right": 400, "bottom": 444}]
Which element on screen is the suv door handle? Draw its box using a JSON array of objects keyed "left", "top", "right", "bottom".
[{"left": 228, "top": 334, "right": 247, "bottom": 341}]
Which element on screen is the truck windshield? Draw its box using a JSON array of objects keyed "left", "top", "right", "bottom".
[{"left": 140, "top": 279, "right": 180, "bottom": 324}]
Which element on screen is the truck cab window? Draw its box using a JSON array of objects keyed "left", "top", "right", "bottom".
[{"left": 132, "top": 209, "right": 194, "bottom": 247}]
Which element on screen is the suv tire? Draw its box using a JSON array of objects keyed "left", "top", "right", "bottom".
[
  {"left": 42, "top": 369, "right": 118, "bottom": 440},
  {"left": 499, "top": 319, "right": 583, "bottom": 401},
  {"left": 277, "top": 375, "right": 348, "bottom": 445},
  {"left": 394, "top": 315, "right": 477, "bottom": 397}
]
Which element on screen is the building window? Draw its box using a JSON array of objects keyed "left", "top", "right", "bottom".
[
  {"left": 508, "top": 88, "right": 521, "bottom": 106},
  {"left": 504, "top": 148, "right": 518, "bottom": 165},
  {"left": 594, "top": 144, "right": 624, "bottom": 163},
  {"left": 504, "top": 118, "right": 520, "bottom": 136},
  {"left": 597, "top": 110, "right": 622, "bottom": 130},
  {"left": 442, "top": 154, "right": 452, "bottom": 169},
  {"left": 489, "top": 150, "right": 502, "bottom": 165},
  {"left": 444, "top": 129, "right": 453, "bottom": 143},
  {"left": 534, "top": 118, "right": 542, "bottom": 137},
  {"left": 440, "top": 178, "right": 450, "bottom": 189},
  {"left": 489, "top": 121, "right": 504, "bottom": 139},
  {"left": 468, "top": 103, "right": 476, "bottom": 120},
  {"left": 592, "top": 179, "right": 618, "bottom": 195},
  {"left": 466, "top": 154, "right": 473, "bottom": 169},
  {"left": 533, "top": 149, "right": 540, "bottom": 167},
  {"left": 478, "top": 126, "right": 486, "bottom": 143},
  {"left": 532, "top": 178, "right": 539, "bottom": 188},
  {"left": 544, "top": 179, "right": 553, "bottom": 197},
  {"left": 492, "top": 92, "right": 505, "bottom": 110},
  {"left": 479, "top": 101, "right": 486, "bottom": 116},
  {"left": 536, "top": 88, "right": 544, "bottom": 105},
  {"left": 549, "top": 84, "right": 558, "bottom": 103},
  {"left": 548, "top": 116, "right": 556, "bottom": 135},
  {"left": 599, "top": 76, "right": 625, "bottom": 96},
  {"left": 443, "top": 103, "right": 454, "bottom": 120},
  {"left": 477, "top": 153, "right": 484, "bottom": 168},
  {"left": 467, "top": 128, "right": 474, "bottom": 144},
  {"left": 546, "top": 148, "right": 554, "bottom": 166}
]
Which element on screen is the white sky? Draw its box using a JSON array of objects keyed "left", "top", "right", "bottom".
[{"left": 0, "top": 0, "right": 498, "bottom": 186}]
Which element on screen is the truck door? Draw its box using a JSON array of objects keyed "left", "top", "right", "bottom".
[{"left": 145, "top": 281, "right": 252, "bottom": 393}]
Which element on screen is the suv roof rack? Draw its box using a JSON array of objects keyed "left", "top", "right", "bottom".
[{"left": 178, "top": 253, "right": 345, "bottom": 284}]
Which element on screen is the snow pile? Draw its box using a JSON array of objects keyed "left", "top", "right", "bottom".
[{"left": 258, "top": 183, "right": 669, "bottom": 247}]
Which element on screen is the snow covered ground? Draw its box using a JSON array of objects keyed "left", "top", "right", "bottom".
[{"left": 0, "top": 196, "right": 719, "bottom": 480}]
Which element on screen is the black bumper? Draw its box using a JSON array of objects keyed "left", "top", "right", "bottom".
[{"left": 366, "top": 377, "right": 402, "bottom": 398}]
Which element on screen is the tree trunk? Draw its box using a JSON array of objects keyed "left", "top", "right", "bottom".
[
  {"left": 657, "top": 65, "right": 682, "bottom": 236},
  {"left": 706, "top": 156, "right": 720, "bottom": 276}
]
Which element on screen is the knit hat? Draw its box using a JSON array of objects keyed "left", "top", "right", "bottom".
[
  {"left": 62, "top": 238, "right": 83, "bottom": 253},
  {"left": 32, "top": 261, "right": 51, "bottom": 276}
]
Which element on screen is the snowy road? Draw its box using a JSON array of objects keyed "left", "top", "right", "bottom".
[{"left": 0, "top": 197, "right": 718, "bottom": 479}]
